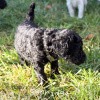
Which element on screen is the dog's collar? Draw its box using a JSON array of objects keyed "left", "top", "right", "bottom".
[{"left": 46, "top": 53, "right": 55, "bottom": 62}]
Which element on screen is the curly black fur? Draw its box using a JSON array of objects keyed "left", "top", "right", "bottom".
[
  {"left": 14, "top": 2, "right": 86, "bottom": 85},
  {"left": 0, "top": 0, "right": 7, "bottom": 9}
]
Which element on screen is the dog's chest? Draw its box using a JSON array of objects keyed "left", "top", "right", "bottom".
[{"left": 71, "top": 0, "right": 79, "bottom": 7}]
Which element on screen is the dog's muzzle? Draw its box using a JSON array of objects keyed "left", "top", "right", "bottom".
[{"left": 69, "top": 51, "right": 86, "bottom": 65}]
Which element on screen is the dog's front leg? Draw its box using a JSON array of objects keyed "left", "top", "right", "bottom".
[
  {"left": 78, "top": 3, "right": 84, "bottom": 18},
  {"left": 50, "top": 60, "right": 60, "bottom": 79},
  {"left": 51, "top": 60, "right": 60, "bottom": 78},
  {"left": 33, "top": 61, "right": 47, "bottom": 85}
]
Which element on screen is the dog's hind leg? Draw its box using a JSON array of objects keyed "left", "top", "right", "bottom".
[
  {"left": 33, "top": 61, "right": 47, "bottom": 85},
  {"left": 18, "top": 54, "right": 30, "bottom": 66}
]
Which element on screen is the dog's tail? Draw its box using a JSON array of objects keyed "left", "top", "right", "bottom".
[{"left": 26, "top": 2, "right": 35, "bottom": 21}]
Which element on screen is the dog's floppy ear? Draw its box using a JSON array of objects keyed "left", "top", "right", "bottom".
[
  {"left": 68, "top": 34, "right": 82, "bottom": 43},
  {"left": 73, "top": 35, "right": 81, "bottom": 43}
]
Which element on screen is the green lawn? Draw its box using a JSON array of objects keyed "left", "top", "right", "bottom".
[{"left": 0, "top": 0, "right": 100, "bottom": 99}]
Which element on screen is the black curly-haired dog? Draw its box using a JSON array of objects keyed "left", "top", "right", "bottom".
[
  {"left": 0, "top": 0, "right": 7, "bottom": 9},
  {"left": 14, "top": 2, "right": 86, "bottom": 85}
]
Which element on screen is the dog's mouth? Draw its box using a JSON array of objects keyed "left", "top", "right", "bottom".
[{"left": 72, "top": 59, "right": 85, "bottom": 65}]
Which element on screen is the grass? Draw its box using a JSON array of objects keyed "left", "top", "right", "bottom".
[{"left": 0, "top": 0, "right": 100, "bottom": 99}]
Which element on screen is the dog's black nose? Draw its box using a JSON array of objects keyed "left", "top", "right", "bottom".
[{"left": 0, "top": 0, "right": 7, "bottom": 9}]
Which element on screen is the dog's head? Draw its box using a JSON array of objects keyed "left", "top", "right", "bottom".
[
  {"left": 53, "top": 30, "right": 86, "bottom": 65},
  {"left": 0, "top": 0, "right": 7, "bottom": 9}
]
